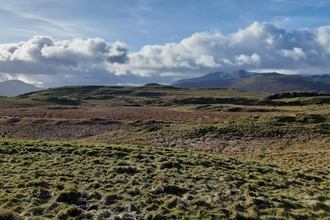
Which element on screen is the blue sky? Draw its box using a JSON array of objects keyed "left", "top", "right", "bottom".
[{"left": 0, "top": 0, "right": 330, "bottom": 87}]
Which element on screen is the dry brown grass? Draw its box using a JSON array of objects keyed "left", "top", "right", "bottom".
[{"left": 0, "top": 208, "right": 18, "bottom": 219}]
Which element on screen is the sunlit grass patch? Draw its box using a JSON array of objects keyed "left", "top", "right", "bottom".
[{"left": 0, "top": 140, "right": 330, "bottom": 219}]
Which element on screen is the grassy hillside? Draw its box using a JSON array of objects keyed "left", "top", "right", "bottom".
[
  {"left": 5, "top": 84, "right": 328, "bottom": 109},
  {"left": 1, "top": 140, "right": 330, "bottom": 219},
  {"left": 12, "top": 84, "right": 268, "bottom": 107}
]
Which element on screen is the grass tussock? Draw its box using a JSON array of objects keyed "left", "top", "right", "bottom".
[{"left": 0, "top": 140, "right": 330, "bottom": 219}]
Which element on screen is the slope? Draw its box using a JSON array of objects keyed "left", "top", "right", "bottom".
[{"left": 0, "top": 80, "right": 41, "bottom": 97}]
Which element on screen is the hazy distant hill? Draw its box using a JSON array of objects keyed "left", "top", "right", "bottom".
[
  {"left": 306, "top": 74, "right": 330, "bottom": 83},
  {"left": 171, "top": 70, "right": 330, "bottom": 93},
  {"left": 0, "top": 80, "right": 41, "bottom": 97},
  {"left": 171, "top": 70, "right": 279, "bottom": 86}
]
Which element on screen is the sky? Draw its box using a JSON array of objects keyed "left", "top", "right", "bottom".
[{"left": 0, "top": 0, "right": 330, "bottom": 88}]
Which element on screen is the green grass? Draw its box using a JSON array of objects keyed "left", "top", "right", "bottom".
[
  {"left": 7, "top": 85, "right": 268, "bottom": 108},
  {"left": 3, "top": 86, "right": 330, "bottom": 219},
  {"left": 0, "top": 96, "right": 43, "bottom": 108},
  {"left": 272, "top": 96, "right": 330, "bottom": 105},
  {"left": 5, "top": 84, "right": 330, "bottom": 110},
  {"left": 0, "top": 140, "right": 330, "bottom": 219},
  {"left": 89, "top": 113, "right": 330, "bottom": 148}
]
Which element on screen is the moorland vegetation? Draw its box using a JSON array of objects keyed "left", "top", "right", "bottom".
[{"left": 1, "top": 85, "right": 330, "bottom": 219}]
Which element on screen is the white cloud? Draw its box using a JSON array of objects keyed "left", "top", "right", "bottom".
[
  {"left": 1, "top": 21, "right": 330, "bottom": 87},
  {"left": 272, "top": 17, "right": 291, "bottom": 29},
  {"left": 235, "top": 53, "right": 261, "bottom": 66},
  {"left": 122, "top": 22, "right": 330, "bottom": 77},
  {"left": 0, "top": 36, "right": 129, "bottom": 75},
  {"left": 315, "top": 25, "right": 330, "bottom": 53},
  {"left": 230, "top": 22, "right": 266, "bottom": 43},
  {"left": 279, "top": 47, "right": 306, "bottom": 61},
  {"left": 196, "top": 55, "right": 221, "bottom": 68}
]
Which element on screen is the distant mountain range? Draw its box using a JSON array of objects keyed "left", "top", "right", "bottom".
[
  {"left": 0, "top": 80, "right": 42, "bottom": 97},
  {"left": 2, "top": 70, "right": 330, "bottom": 97},
  {"left": 171, "top": 70, "right": 330, "bottom": 93}
]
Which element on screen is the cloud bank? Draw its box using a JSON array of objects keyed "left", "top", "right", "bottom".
[
  {"left": 1, "top": 21, "right": 330, "bottom": 87},
  {"left": 0, "top": 36, "right": 128, "bottom": 73},
  {"left": 126, "top": 21, "right": 330, "bottom": 77}
]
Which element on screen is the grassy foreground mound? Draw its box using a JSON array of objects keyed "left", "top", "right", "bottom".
[{"left": 1, "top": 140, "right": 330, "bottom": 219}]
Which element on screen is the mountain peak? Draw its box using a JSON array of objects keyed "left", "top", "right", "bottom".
[
  {"left": 171, "top": 70, "right": 255, "bottom": 86},
  {"left": 0, "top": 80, "right": 42, "bottom": 97}
]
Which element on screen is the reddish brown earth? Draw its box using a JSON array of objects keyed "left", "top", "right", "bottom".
[
  {"left": 0, "top": 106, "right": 251, "bottom": 141},
  {"left": 1, "top": 105, "right": 329, "bottom": 170},
  {"left": 0, "top": 106, "right": 250, "bottom": 122}
]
